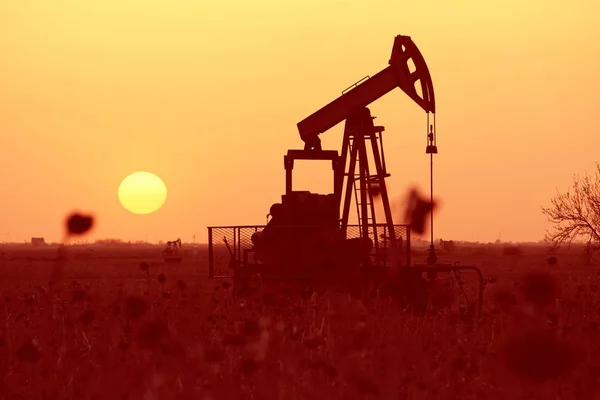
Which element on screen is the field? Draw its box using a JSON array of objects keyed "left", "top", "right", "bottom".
[{"left": 1, "top": 242, "right": 599, "bottom": 400}]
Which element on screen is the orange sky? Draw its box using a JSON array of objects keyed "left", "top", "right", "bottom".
[{"left": 1, "top": 1, "right": 598, "bottom": 244}]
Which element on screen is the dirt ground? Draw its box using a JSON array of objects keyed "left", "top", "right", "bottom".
[{"left": 0, "top": 242, "right": 599, "bottom": 399}]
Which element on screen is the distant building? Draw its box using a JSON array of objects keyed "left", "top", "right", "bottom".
[{"left": 31, "top": 237, "right": 47, "bottom": 247}]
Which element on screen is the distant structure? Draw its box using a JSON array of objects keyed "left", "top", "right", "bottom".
[
  {"left": 439, "top": 238, "right": 456, "bottom": 252},
  {"left": 163, "top": 238, "right": 182, "bottom": 263},
  {"left": 31, "top": 237, "right": 47, "bottom": 247}
]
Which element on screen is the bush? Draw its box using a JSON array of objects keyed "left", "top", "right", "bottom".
[{"left": 503, "top": 245, "right": 524, "bottom": 256}]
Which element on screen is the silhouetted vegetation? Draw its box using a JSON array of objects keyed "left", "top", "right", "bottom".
[
  {"left": 542, "top": 162, "right": 600, "bottom": 259},
  {"left": 65, "top": 212, "right": 94, "bottom": 237},
  {"left": 2, "top": 211, "right": 600, "bottom": 398},
  {"left": 503, "top": 244, "right": 524, "bottom": 256},
  {"left": 1, "top": 245, "right": 599, "bottom": 398}
]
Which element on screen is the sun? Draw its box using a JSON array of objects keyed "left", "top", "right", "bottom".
[{"left": 118, "top": 171, "right": 168, "bottom": 215}]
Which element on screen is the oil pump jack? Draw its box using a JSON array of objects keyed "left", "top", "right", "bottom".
[
  {"left": 250, "top": 35, "right": 433, "bottom": 275},
  {"left": 210, "top": 35, "right": 484, "bottom": 315}
]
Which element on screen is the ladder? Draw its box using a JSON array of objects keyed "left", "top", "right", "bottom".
[
  {"left": 347, "top": 133, "right": 380, "bottom": 264},
  {"left": 338, "top": 107, "right": 399, "bottom": 268}
]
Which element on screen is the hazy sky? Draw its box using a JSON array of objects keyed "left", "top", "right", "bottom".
[{"left": 1, "top": 0, "right": 598, "bottom": 243}]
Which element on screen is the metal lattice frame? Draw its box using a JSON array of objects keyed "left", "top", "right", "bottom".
[{"left": 207, "top": 224, "right": 411, "bottom": 278}]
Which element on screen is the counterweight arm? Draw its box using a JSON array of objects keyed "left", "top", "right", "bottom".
[{"left": 297, "top": 35, "right": 436, "bottom": 151}]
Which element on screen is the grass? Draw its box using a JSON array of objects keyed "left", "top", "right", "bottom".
[{"left": 0, "top": 242, "right": 599, "bottom": 399}]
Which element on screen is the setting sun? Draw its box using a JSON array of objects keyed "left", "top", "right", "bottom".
[{"left": 118, "top": 172, "right": 167, "bottom": 215}]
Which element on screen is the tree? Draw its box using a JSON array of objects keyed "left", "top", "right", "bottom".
[{"left": 541, "top": 162, "right": 600, "bottom": 254}]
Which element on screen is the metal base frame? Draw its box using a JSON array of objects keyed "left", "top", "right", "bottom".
[{"left": 410, "top": 263, "right": 485, "bottom": 318}]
